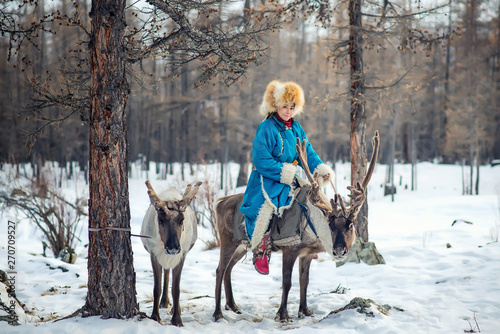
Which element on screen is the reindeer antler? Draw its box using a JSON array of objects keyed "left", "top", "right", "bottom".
[
  {"left": 178, "top": 181, "right": 203, "bottom": 210},
  {"left": 296, "top": 138, "right": 332, "bottom": 212},
  {"left": 182, "top": 183, "right": 193, "bottom": 198},
  {"left": 146, "top": 180, "right": 161, "bottom": 206},
  {"left": 329, "top": 194, "right": 344, "bottom": 218},
  {"left": 362, "top": 130, "right": 380, "bottom": 190},
  {"left": 296, "top": 138, "right": 314, "bottom": 182},
  {"left": 345, "top": 130, "right": 380, "bottom": 219},
  {"left": 145, "top": 180, "right": 171, "bottom": 214}
]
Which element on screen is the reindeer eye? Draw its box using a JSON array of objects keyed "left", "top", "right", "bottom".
[
  {"left": 155, "top": 206, "right": 170, "bottom": 215},
  {"left": 349, "top": 223, "right": 354, "bottom": 230}
]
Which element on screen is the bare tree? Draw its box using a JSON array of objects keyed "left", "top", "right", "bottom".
[
  {"left": 347, "top": 0, "right": 370, "bottom": 242},
  {"left": 443, "top": 0, "right": 497, "bottom": 195},
  {"left": 0, "top": 166, "right": 87, "bottom": 260}
]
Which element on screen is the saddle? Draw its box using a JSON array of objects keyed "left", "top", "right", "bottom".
[{"left": 233, "top": 186, "right": 316, "bottom": 247}]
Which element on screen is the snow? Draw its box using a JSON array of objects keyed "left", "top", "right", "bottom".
[{"left": 1, "top": 161, "right": 499, "bottom": 333}]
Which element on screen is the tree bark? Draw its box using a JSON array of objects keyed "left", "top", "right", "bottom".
[
  {"left": 83, "top": 0, "right": 139, "bottom": 318},
  {"left": 441, "top": 2, "right": 452, "bottom": 158},
  {"left": 236, "top": 136, "right": 251, "bottom": 188},
  {"left": 494, "top": 1, "right": 500, "bottom": 159},
  {"left": 348, "top": 0, "right": 369, "bottom": 243}
]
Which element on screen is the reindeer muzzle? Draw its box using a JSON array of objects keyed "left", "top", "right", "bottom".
[
  {"left": 332, "top": 246, "right": 348, "bottom": 261},
  {"left": 165, "top": 245, "right": 181, "bottom": 255}
]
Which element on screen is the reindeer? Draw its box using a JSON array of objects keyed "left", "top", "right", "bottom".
[
  {"left": 212, "top": 131, "right": 380, "bottom": 322},
  {"left": 141, "top": 180, "right": 202, "bottom": 327}
]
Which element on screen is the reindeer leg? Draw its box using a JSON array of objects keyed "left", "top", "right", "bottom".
[
  {"left": 170, "top": 257, "right": 185, "bottom": 327},
  {"left": 160, "top": 268, "right": 170, "bottom": 308},
  {"left": 150, "top": 255, "right": 163, "bottom": 323},
  {"left": 213, "top": 241, "right": 242, "bottom": 321},
  {"left": 224, "top": 245, "right": 247, "bottom": 314},
  {"left": 213, "top": 262, "right": 225, "bottom": 321},
  {"left": 298, "top": 254, "right": 314, "bottom": 318},
  {"left": 276, "top": 248, "right": 300, "bottom": 323}
]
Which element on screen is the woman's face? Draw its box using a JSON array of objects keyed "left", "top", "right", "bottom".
[{"left": 277, "top": 103, "right": 295, "bottom": 122}]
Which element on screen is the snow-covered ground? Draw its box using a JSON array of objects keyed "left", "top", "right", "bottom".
[{"left": 1, "top": 161, "right": 499, "bottom": 333}]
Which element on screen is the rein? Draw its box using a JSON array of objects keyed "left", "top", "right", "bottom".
[
  {"left": 88, "top": 227, "right": 151, "bottom": 239},
  {"left": 297, "top": 201, "right": 317, "bottom": 237}
]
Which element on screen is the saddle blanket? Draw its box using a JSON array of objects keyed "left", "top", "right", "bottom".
[{"left": 233, "top": 186, "right": 314, "bottom": 247}]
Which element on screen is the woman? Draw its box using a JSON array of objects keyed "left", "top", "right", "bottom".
[{"left": 240, "top": 80, "right": 334, "bottom": 275}]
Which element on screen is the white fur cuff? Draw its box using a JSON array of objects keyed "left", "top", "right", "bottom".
[
  {"left": 251, "top": 201, "right": 275, "bottom": 250},
  {"left": 313, "top": 163, "right": 335, "bottom": 187},
  {"left": 280, "top": 163, "right": 297, "bottom": 186}
]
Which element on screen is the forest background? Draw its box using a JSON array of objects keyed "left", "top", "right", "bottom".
[
  {"left": 1, "top": 0, "right": 500, "bottom": 326},
  {"left": 0, "top": 0, "right": 499, "bottom": 188}
]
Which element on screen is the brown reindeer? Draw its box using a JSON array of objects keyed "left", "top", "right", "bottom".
[
  {"left": 141, "top": 180, "right": 202, "bottom": 327},
  {"left": 212, "top": 131, "right": 380, "bottom": 322}
]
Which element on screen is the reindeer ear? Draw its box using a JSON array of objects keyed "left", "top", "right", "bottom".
[
  {"left": 316, "top": 205, "right": 331, "bottom": 216},
  {"left": 154, "top": 201, "right": 172, "bottom": 215}
]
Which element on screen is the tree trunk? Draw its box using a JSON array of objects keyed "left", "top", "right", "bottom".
[
  {"left": 346, "top": 0, "right": 384, "bottom": 265},
  {"left": 236, "top": 134, "right": 251, "bottom": 188},
  {"left": 441, "top": 3, "right": 452, "bottom": 160},
  {"left": 494, "top": 1, "right": 500, "bottom": 159},
  {"left": 348, "top": 0, "right": 369, "bottom": 242},
  {"left": 411, "top": 114, "right": 417, "bottom": 191},
  {"left": 83, "top": 0, "right": 139, "bottom": 318},
  {"left": 475, "top": 150, "right": 479, "bottom": 195}
]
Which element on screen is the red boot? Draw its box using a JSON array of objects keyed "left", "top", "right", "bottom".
[{"left": 253, "top": 233, "right": 271, "bottom": 275}]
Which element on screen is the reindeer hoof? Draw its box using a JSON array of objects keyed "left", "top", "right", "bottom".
[
  {"left": 275, "top": 312, "right": 292, "bottom": 323},
  {"left": 298, "top": 308, "right": 314, "bottom": 319},
  {"left": 225, "top": 304, "right": 242, "bottom": 314},
  {"left": 150, "top": 312, "right": 161, "bottom": 323},
  {"left": 171, "top": 315, "right": 183, "bottom": 327},
  {"left": 213, "top": 311, "right": 225, "bottom": 322}
]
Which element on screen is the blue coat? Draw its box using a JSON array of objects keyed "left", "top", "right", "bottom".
[{"left": 240, "top": 116, "right": 326, "bottom": 242}]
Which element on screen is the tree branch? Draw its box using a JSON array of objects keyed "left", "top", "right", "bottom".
[{"left": 366, "top": 63, "right": 416, "bottom": 90}]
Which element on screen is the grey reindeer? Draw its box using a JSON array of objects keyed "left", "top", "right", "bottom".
[{"left": 213, "top": 131, "right": 380, "bottom": 322}]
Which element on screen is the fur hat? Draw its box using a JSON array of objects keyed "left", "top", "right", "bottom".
[{"left": 259, "top": 80, "right": 305, "bottom": 117}]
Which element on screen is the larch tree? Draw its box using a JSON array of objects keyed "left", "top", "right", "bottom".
[
  {"left": 347, "top": 0, "right": 370, "bottom": 243},
  {"left": 83, "top": 0, "right": 138, "bottom": 318}
]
